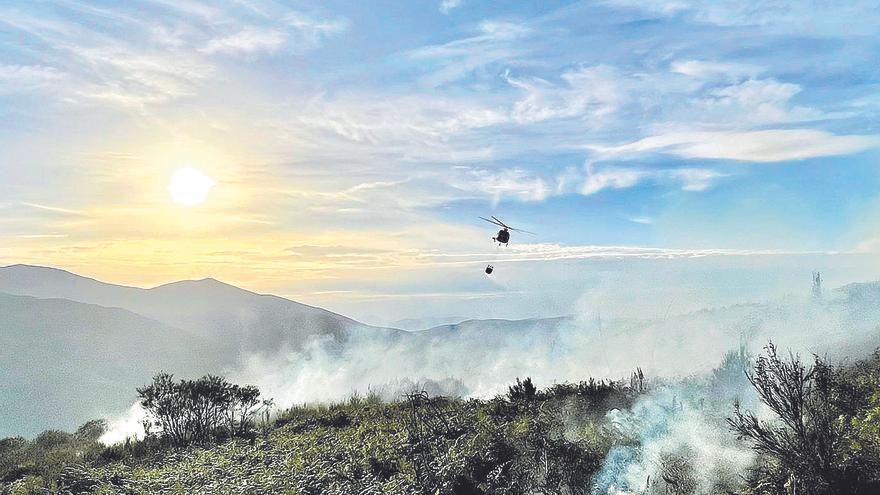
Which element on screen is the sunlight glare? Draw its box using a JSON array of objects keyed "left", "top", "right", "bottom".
[{"left": 168, "top": 167, "right": 215, "bottom": 206}]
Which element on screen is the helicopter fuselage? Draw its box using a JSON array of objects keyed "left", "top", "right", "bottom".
[{"left": 494, "top": 228, "right": 510, "bottom": 244}]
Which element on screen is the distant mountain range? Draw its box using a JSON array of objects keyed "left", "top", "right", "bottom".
[
  {"left": 3, "top": 264, "right": 880, "bottom": 438},
  {"left": 0, "top": 264, "right": 402, "bottom": 437},
  {"left": 0, "top": 264, "right": 401, "bottom": 354}
]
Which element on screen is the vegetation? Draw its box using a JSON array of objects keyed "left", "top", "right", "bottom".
[
  {"left": 3, "top": 344, "right": 880, "bottom": 494},
  {"left": 137, "top": 373, "right": 270, "bottom": 445},
  {"left": 1, "top": 374, "right": 638, "bottom": 494},
  {"left": 730, "top": 343, "right": 880, "bottom": 494}
]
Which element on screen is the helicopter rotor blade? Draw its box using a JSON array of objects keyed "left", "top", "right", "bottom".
[
  {"left": 491, "top": 216, "right": 512, "bottom": 229},
  {"left": 480, "top": 216, "right": 535, "bottom": 235},
  {"left": 479, "top": 216, "right": 506, "bottom": 228}
]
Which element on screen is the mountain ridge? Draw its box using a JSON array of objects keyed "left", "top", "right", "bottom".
[{"left": 0, "top": 264, "right": 401, "bottom": 348}]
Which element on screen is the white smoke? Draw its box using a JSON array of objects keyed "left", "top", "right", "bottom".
[
  {"left": 232, "top": 289, "right": 880, "bottom": 410},
  {"left": 99, "top": 402, "right": 146, "bottom": 446},
  {"left": 100, "top": 279, "right": 880, "bottom": 495},
  {"left": 591, "top": 382, "right": 757, "bottom": 494},
  {"left": 222, "top": 287, "right": 880, "bottom": 491}
]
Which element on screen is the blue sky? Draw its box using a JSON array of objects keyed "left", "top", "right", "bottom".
[{"left": 1, "top": 1, "right": 880, "bottom": 322}]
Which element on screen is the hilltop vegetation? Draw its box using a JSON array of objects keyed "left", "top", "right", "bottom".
[
  {"left": 2, "top": 345, "right": 879, "bottom": 494},
  {"left": 2, "top": 375, "right": 638, "bottom": 494}
]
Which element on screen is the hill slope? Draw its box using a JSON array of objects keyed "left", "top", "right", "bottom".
[{"left": 0, "top": 292, "right": 213, "bottom": 437}]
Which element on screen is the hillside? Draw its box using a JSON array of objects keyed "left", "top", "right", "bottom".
[
  {"left": 1, "top": 377, "right": 644, "bottom": 495},
  {"left": 0, "top": 293, "right": 212, "bottom": 437},
  {"left": 0, "top": 265, "right": 406, "bottom": 437},
  {"left": 3, "top": 346, "right": 880, "bottom": 494}
]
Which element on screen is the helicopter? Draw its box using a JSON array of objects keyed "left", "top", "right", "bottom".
[{"left": 479, "top": 216, "right": 535, "bottom": 246}]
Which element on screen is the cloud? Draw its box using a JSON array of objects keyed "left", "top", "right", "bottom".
[
  {"left": 446, "top": 162, "right": 721, "bottom": 204},
  {"left": 449, "top": 167, "right": 551, "bottom": 205},
  {"left": 283, "top": 12, "right": 348, "bottom": 47},
  {"left": 506, "top": 65, "right": 627, "bottom": 124},
  {"left": 420, "top": 243, "right": 804, "bottom": 268},
  {"left": 407, "top": 20, "right": 532, "bottom": 86},
  {"left": 439, "top": 0, "right": 463, "bottom": 14},
  {"left": 581, "top": 165, "right": 726, "bottom": 195},
  {"left": 0, "top": 9, "right": 214, "bottom": 107},
  {"left": 670, "top": 59, "right": 761, "bottom": 80},
  {"left": 0, "top": 5, "right": 344, "bottom": 107},
  {"left": 292, "top": 92, "right": 506, "bottom": 150},
  {"left": 19, "top": 202, "right": 90, "bottom": 217},
  {"left": 501, "top": 243, "right": 795, "bottom": 260},
  {"left": 199, "top": 11, "right": 346, "bottom": 56},
  {"left": 594, "top": 129, "right": 880, "bottom": 162},
  {"left": 581, "top": 165, "right": 648, "bottom": 195},
  {"left": 201, "top": 27, "right": 288, "bottom": 55},
  {"left": 668, "top": 168, "right": 727, "bottom": 191},
  {"left": 854, "top": 237, "right": 880, "bottom": 254},
  {"left": 0, "top": 64, "right": 64, "bottom": 94},
  {"left": 606, "top": 0, "right": 880, "bottom": 35},
  {"left": 694, "top": 78, "right": 824, "bottom": 125}
]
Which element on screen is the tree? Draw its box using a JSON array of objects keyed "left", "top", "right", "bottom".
[
  {"left": 728, "top": 342, "right": 865, "bottom": 494},
  {"left": 508, "top": 377, "right": 538, "bottom": 401},
  {"left": 138, "top": 373, "right": 265, "bottom": 445}
]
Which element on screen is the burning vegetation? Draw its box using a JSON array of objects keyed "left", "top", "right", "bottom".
[{"left": 2, "top": 343, "right": 880, "bottom": 494}]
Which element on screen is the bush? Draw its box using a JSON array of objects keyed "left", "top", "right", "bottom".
[
  {"left": 729, "top": 342, "right": 880, "bottom": 494},
  {"left": 137, "top": 373, "right": 266, "bottom": 445},
  {"left": 507, "top": 377, "right": 538, "bottom": 401}
]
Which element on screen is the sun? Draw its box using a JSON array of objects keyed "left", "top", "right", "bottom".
[{"left": 167, "top": 167, "right": 215, "bottom": 206}]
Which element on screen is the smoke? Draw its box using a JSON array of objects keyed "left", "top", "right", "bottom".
[
  {"left": 225, "top": 285, "right": 880, "bottom": 490},
  {"left": 232, "top": 287, "right": 880, "bottom": 411},
  {"left": 99, "top": 278, "right": 880, "bottom": 495},
  {"left": 592, "top": 386, "right": 755, "bottom": 494},
  {"left": 99, "top": 402, "right": 146, "bottom": 445}
]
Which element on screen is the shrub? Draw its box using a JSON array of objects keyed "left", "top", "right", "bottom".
[
  {"left": 729, "top": 342, "right": 880, "bottom": 494},
  {"left": 508, "top": 377, "right": 538, "bottom": 401},
  {"left": 137, "top": 373, "right": 265, "bottom": 445}
]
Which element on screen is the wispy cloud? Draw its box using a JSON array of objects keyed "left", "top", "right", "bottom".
[
  {"left": 450, "top": 167, "right": 551, "bottom": 205},
  {"left": 407, "top": 20, "right": 532, "bottom": 86},
  {"left": 283, "top": 12, "right": 348, "bottom": 47},
  {"left": 581, "top": 165, "right": 726, "bottom": 195},
  {"left": 0, "top": 64, "right": 64, "bottom": 94},
  {"left": 593, "top": 130, "right": 880, "bottom": 162},
  {"left": 606, "top": 0, "right": 880, "bottom": 35},
  {"left": 669, "top": 59, "right": 761, "bottom": 80},
  {"left": 19, "top": 202, "right": 90, "bottom": 217},
  {"left": 13, "top": 233, "right": 69, "bottom": 239},
  {"left": 0, "top": 4, "right": 345, "bottom": 107},
  {"left": 506, "top": 65, "right": 627, "bottom": 124},
  {"left": 684, "top": 78, "right": 825, "bottom": 126},
  {"left": 201, "top": 26, "right": 287, "bottom": 55},
  {"left": 439, "top": 0, "right": 463, "bottom": 14}
]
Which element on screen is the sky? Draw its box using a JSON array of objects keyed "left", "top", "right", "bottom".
[{"left": 2, "top": 1, "right": 880, "bottom": 323}]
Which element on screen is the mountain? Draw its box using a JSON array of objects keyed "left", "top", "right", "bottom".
[
  {"left": 415, "top": 316, "right": 575, "bottom": 347},
  {"left": 0, "top": 265, "right": 402, "bottom": 360},
  {"left": 0, "top": 292, "right": 212, "bottom": 437},
  {"left": 390, "top": 316, "right": 472, "bottom": 331},
  {"left": 0, "top": 265, "right": 403, "bottom": 437}
]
